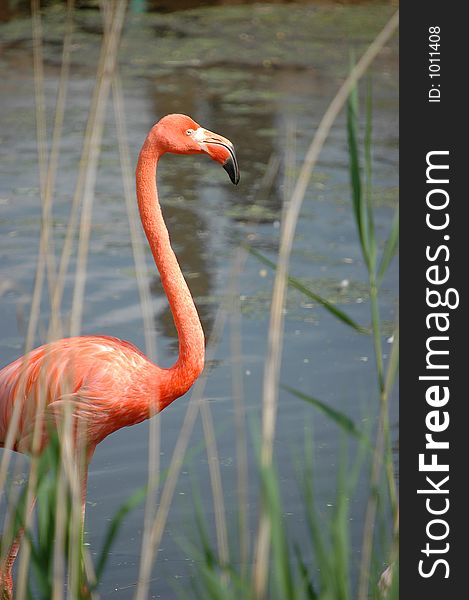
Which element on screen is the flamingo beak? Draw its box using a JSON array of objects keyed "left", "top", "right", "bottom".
[
  {"left": 196, "top": 128, "right": 240, "bottom": 185},
  {"left": 222, "top": 149, "right": 240, "bottom": 185}
]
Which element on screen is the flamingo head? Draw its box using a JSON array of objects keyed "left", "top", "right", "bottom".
[{"left": 153, "top": 114, "right": 239, "bottom": 185}]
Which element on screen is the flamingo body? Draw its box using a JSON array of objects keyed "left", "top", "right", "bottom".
[
  {"left": 0, "top": 113, "right": 239, "bottom": 596},
  {"left": 0, "top": 336, "right": 164, "bottom": 453}
]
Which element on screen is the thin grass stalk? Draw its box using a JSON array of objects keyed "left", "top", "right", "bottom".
[
  {"left": 69, "top": 0, "right": 127, "bottom": 336},
  {"left": 52, "top": 450, "right": 68, "bottom": 600},
  {"left": 347, "top": 80, "right": 370, "bottom": 269},
  {"left": 106, "top": 0, "right": 162, "bottom": 544},
  {"left": 199, "top": 398, "right": 230, "bottom": 574},
  {"left": 377, "top": 205, "right": 399, "bottom": 287},
  {"left": 360, "top": 84, "right": 385, "bottom": 394},
  {"left": 11, "top": 18, "right": 77, "bottom": 561},
  {"left": 12, "top": 1, "right": 56, "bottom": 592},
  {"left": 28, "top": 0, "right": 76, "bottom": 341},
  {"left": 134, "top": 304, "right": 228, "bottom": 600},
  {"left": 0, "top": 361, "right": 37, "bottom": 521},
  {"left": 104, "top": 0, "right": 162, "bottom": 556},
  {"left": 111, "top": 74, "right": 156, "bottom": 361},
  {"left": 66, "top": 442, "right": 86, "bottom": 598},
  {"left": 194, "top": 154, "right": 281, "bottom": 584},
  {"left": 252, "top": 121, "right": 297, "bottom": 598},
  {"left": 252, "top": 185, "right": 289, "bottom": 600},
  {"left": 369, "top": 278, "right": 385, "bottom": 392},
  {"left": 348, "top": 75, "right": 398, "bottom": 599},
  {"left": 67, "top": 0, "right": 127, "bottom": 589},
  {"left": 82, "top": 548, "right": 99, "bottom": 600},
  {"left": 54, "top": 398, "right": 76, "bottom": 600},
  {"left": 379, "top": 341, "right": 398, "bottom": 528},
  {"left": 10, "top": 3, "right": 125, "bottom": 594},
  {"left": 15, "top": 370, "right": 48, "bottom": 597},
  {"left": 111, "top": 71, "right": 165, "bottom": 595},
  {"left": 43, "top": 0, "right": 76, "bottom": 337},
  {"left": 357, "top": 323, "right": 399, "bottom": 600},
  {"left": 47, "top": 2, "right": 126, "bottom": 598},
  {"left": 51, "top": 355, "right": 92, "bottom": 595},
  {"left": 229, "top": 250, "right": 249, "bottom": 574},
  {"left": 47, "top": 1, "right": 126, "bottom": 331},
  {"left": 24, "top": 0, "right": 49, "bottom": 352},
  {"left": 47, "top": 376, "right": 90, "bottom": 599},
  {"left": 364, "top": 78, "right": 377, "bottom": 270},
  {"left": 252, "top": 12, "right": 399, "bottom": 598},
  {"left": 226, "top": 155, "right": 281, "bottom": 580},
  {"left": 382, "top": 323, "right": 399, "bottom": 560},
  {"left": 0, "top": 361, "right": 33, "bottom": 567},
  {"left": 0, "top": 481, "right": 21, "bottom": 573},
  {"left": 204, "top": 207, "right": 296, "bottom": 588}
]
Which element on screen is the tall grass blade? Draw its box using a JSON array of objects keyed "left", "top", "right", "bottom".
[
  {"left": 93, "top": 485, "right": 147, "bottom": 584},
  {"left": 282, "top": 384, "right": 367, "bottom": 443},
  {"left": 331, "top": 461, "right": 350, "bottom": 600},
  {"left": 293, "top": 543, "right": 318, "bottom": 600},
  {"left": 377, "top": 205, "right": 399, "bottom": 285},
  {"left": 347, "top": 81, "right": 369, "bottom": 268},
  {"left": 364, "top": 78, "right": 377, "bottom": 271},
  {"left": 246, "top": 246, "right": 367, "bottom": 334}
]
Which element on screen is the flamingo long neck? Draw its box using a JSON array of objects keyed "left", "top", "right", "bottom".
[{"left": 135, "top": 132, "right": 205, "bottom": 407}]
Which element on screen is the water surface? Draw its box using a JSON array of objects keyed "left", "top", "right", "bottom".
[{"left": 0, "top": 3, "right": 398, "bottom": 597}]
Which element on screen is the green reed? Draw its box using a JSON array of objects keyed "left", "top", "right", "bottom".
[{"left": 181, "top": 68, "right": 399, "bottom": 600}]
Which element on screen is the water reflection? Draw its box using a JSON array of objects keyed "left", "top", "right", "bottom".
[{"left": 145, "top": 68, "right": 286, "bottom": 344}]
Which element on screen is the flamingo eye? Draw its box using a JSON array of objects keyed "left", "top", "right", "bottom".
[{"left": 186, "top": 129, "right": 194, "bottom": 136}]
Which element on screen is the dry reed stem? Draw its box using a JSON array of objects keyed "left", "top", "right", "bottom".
[
  {"left": 111, "top": 78, "right": 156, "bottom": 360},
  {"left": 111, "top": 68, "right": 165, "bottom": 589},
  {"left": 28, "top": 0, "right": 75, "bottom": 340},
  {"left": 10, "top": 2, "right": 53, "bottom": 593},
  {"left": 134, "top": 302, "right": 228, "bottom": 599},
  {"left": 24, "top": 0, "right": 49, "bottom": 353},
  {"left": 67, "top": 3, "right": 128, "bottom": 595},
  {"left": 63, "top": 5, "right": 129, "bottom": 583},
  {"left": 43, "top": 0, "right": 76, "bottom": 337},
  {"left": 69, "top": 0, "right": 128, "bottom": 336},
  {"left": 229, "top": 250, "right": 249, "bottom": 572},
  {"left": 48, "top": 0, "right": 126, "bottom": 327},
  {"left": 200, "top": 396, "right": 230, "bottom": 571},
  {"left": 227, "top": 154, "right": 281, "bottom": 577},
  {"left": 252, "top": 11, "right": 399, "bottom": 598},
  {"left": 1, "top": 3, "right": 126, "bottom": 597}
]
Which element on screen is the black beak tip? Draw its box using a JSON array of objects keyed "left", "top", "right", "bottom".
[{"left": 223, "top": 157, "right": 240, "bottom": 185}]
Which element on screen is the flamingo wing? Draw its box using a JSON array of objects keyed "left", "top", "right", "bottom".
[{"left": 0, "top": 336, "right": 152, "bottom": 453}]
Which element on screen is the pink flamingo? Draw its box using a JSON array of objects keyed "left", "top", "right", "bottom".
[{"left": 0, "top": 114, "right": 239, "bottom": 596}]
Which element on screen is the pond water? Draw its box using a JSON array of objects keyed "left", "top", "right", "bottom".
[{"left": 0, "top": 3, "right": 398, "bottom": 597}]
